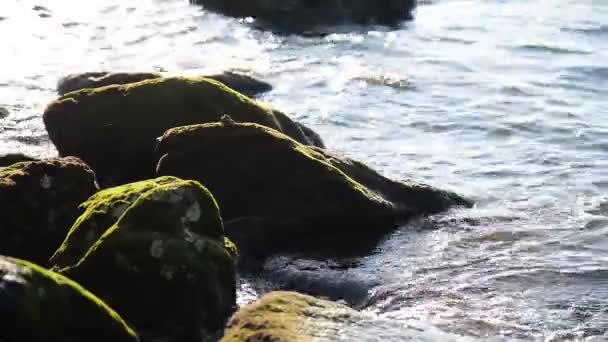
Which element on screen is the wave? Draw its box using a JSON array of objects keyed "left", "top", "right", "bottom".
[{"left": 514, "top": 44, "right": 592, "bottom": 55}]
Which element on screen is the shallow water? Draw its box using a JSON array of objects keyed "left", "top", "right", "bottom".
[{"left": 1, "top": 0, "right": 608, "bottom": 340}]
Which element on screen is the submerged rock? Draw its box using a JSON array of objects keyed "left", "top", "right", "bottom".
[
  {"left": 156, "top": 122, "right": 470, "bottom": 257},
  {"left": 0, "top": 153, "right": 37, "bottom": 167},
  {"left": 0, "top": 256, "right": 138, "bottom": 342},
  {"left": 44, "top": 76, "right": 320, "bottom": 186},
  {"left": 0, "top": 157, "right": 98, "bottom": 265},
  {"left": 57, "top": 71, "right": 272, "bottom": 98},
  {"left": 51, "top": 176, "right": 237, "bottom": 341},
  {"left": 191, "top": 0, "right": 417, "bottom": 33}
]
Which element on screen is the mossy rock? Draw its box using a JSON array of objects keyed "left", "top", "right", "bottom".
[
  {"left": 52, "top": 176, "right": 237, "bottom": 341},
  {"left": 0, "top": 157, "right": 98, "bottom": 265},
  {"left": 44, "top": 76, "right": 319, "bottom": 185},
  {"left": 222, "top": 291, "right": 463, "bottom": 341},
  {"left": 221, "top": 291, "right": 351, "bottom": 342},
  {"left": 191, "top": 0, "right": 416, "bottom": 34},
  {"left": 57, "top": 71, "right": 272, "bottom": 98},
  {"left": 0, "top": 255, "right": 138, "bottom": 342},
  {"left": 156, "top": 122, "right": 471, "bottom": 257}
]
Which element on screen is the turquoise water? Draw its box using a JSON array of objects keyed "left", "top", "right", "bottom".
[{"left": 1, "top": 0, "right": 607, "bottom": 340}]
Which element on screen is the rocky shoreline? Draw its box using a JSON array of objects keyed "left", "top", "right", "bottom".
[{"left": 1, "top": 69, "right": 471, "bottom": 341}]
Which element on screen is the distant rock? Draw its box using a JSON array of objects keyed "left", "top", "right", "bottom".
[
  {"left": 0, "top": 107, "right": 9, "bottom": 118},
  {"left": 190, "top": 0, "right": 417, "bottom": 34},
  {"left": 57, "top": 72, "right": 161, "bottom": 95},
  {"left": 0, "top": 256, "right": 139, "bottom": 342},
  {"left": 45, "top": 76, "right": 319, "bottom": 186},
  {"left": 0, "top": 153, "right": 37, "bottom": 167},
  {"left": 57, "top": 71, "right": 273, "bottom": 97},
  {"left": 205, "top": 71, "right": 272, "bottom": 97},
  {"left": 0, "top": 157, "right": 98, "bottom": 265}
]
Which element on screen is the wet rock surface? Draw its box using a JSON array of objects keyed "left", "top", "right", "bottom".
[
  {"left": 156, "top": 122, "right": 470, "bottom": 258},
  {"left": 52, "top": 176, "right": 237, "bottom": 341},
  {"left": 0, "top": 255, "right": 139, "bottom": 342},
  {"left": 0, "top": 157, "right": 98, "bottom": 265},
  {"left": 44, "top": 76, "right": 321, "bottom": 186}
]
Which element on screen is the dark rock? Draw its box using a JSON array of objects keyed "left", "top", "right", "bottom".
[
  {"left": 0, "top": 153, "right": 37, "bottom": 167},
  {"left": 57, "top": 72, "right": 161, "bottom": 95},
  {"left": 0, "top": 255, "right": 139, "bottom": 342},
  {"left": 191, "top": 0, "right": 417, "bottom": 33},
  {"left": 44, "top": 76, "right": 320, "bottom": 186},
  {"left": 205, "top": 71, "right": 273, "bottom": 97},
  {"left": 51, "top": 176, "right": 237, "bottom": 341},
  {"left": 57, "top": 71, "right": 273, "bottom": 97},
  {"left": 156, "top": 122, "right": 471, "bottom": 257},
  {"left": 0, "top": 157, "right": 98, "bottom": 265},
  {"left": 0, "top": 107, "right": 9, "bottom": 119}
]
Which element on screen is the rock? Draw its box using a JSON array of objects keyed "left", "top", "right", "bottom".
[
  {"left": 191, "top": 0, "right": 417, "bottom": 33},
  {"left": 156, "top": 122, "right": 470, "bottom": 257},
  {"left": 205, "top": 71, "right": 273, "bottom": 97},
  {"left": 51, "top": 176, "right": 237, "bottom": 341},
  {"left": 0, "top": 107, "right": 9, "bottom": 119},
  {"left": 0, "top": 157, "right": 98, "bottom": 265},
  {"left": 0, "top": 153, "right": 37, "bottom": 167},
  {"left": 0, "top": 255, "right": 138, "bottom": 342},
  {"left": 221, "top": 291, "right": 353, "bottom": 342},
  {"left": 221, "top": 291, "right": 466, "bottom": 342},
  {"left": 57, "top": 72, "right": 161, "bottom": 95},
  {"left": 57, "top": 71, "right": 272, "bottom": 97},
  {"left": 44, "top": 76, "right": 320, "bottom": 186},
  {"left": 308, "top": 146, "right": 470, "bottom": 215}
]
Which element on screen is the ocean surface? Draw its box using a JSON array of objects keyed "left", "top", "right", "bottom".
[{"left": 1, "top": 0, "right": 607, "bottom": 340}]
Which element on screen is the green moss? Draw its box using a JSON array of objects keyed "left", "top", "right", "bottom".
[
  {"left": 44, "top": 76, "right": 320, "bottom": 185},
  {"left": 1, "top": 256, "right": 139, "bottom": 341},
  {"left": 51, "top": 176, "right": 225, "bottom": 268},
  {"left": 50, "top": 176, "right": 236, "bottom": 339},
  {"left": 158, "top": 122, "right": 396, "bottom": 223},
  {"left": 221, "top": 291, "right": 353, "bottom": 342}
]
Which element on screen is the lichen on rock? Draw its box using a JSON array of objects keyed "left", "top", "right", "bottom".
[
  {"left": 44, "top": 76, "right": 321, "bottom": 186},
  {"left": 51, "top": 176, "right": 237, "bottom": 341},
  {"left": 0, "top": 157, "right": 98, "bottom": 265},
  {"left": 156, "top": 122, "right": 471, "bottom": 258},
  {"left": 0, "top": 255, "right": 139, "bottom": 342}
]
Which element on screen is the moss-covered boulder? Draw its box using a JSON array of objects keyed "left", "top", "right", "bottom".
[
  {"left": 191, "top": 0, "right": 417, "bottom": 33},
  {"left": 44, "top": 76, "right": 320, "bottom": 186},
  {"left": 221, "top": 291, "right": 350, "bottom": 342},
  {"left": 0, "top": 157, "right": 98, "bottom": 265},
  {"left": 51, "top": 176, "right": 237, "bottom": 341},
  {"left": 57, "top": 71, "right": 273, "bottom": 98},
  {"left": 0, "top": 255, "right": 138, "bottom": 342},
  {"left": 0, "top": 153, "right": 37, "bottom": 167},
  {"left": 156, "top": 122, "right": 471, "bottom": 257},
  {"left": 222, "top": 291, "right": 461, "bottom": 341}
]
